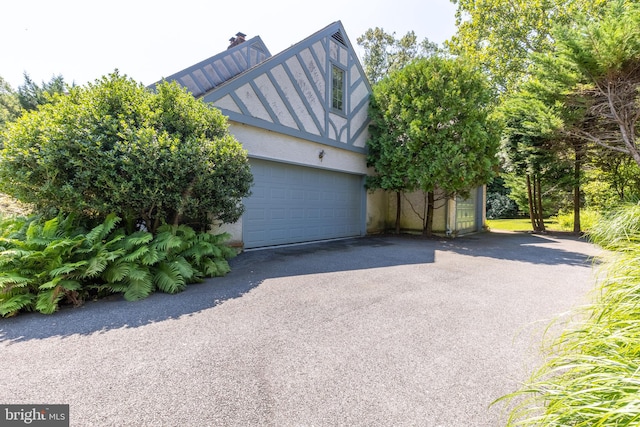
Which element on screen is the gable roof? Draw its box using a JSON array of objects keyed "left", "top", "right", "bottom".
[
  {"left": 155, "top": 21, "right": 371, "bottom": 154},
  {"left": 149, "top": 35, "right": 271, "bottom": 98},
  {"left": 205, "top": 21, "right": 371, "bottom": 154}
]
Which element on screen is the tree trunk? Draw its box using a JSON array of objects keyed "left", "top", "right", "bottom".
[
  {"left": 423, "top": 191, "right": 435, "bottom": 237},
  {"left": 573, "top": 143, "right": 582, "bottom": 234},
  {"left": 526, "top": 174, "right": 536, "bottom": 231},
  {"left": 173, "top": 178, "right": 197, "bottom": 227},
  {"left": 395, "top": 191, "right": 401, "bottom": 234},
  {"left": 535, "top": 175, "right": 546, "bottom": 232}
]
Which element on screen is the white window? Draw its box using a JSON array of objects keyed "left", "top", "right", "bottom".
[{"left": 331, "top": 65, "right": 345, "bottom": 112}]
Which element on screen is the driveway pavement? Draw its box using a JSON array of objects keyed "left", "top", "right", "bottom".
[{"left": 1, "top": 231, "right": 601, "bottom": 426}]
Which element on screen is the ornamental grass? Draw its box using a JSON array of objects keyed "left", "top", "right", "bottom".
[{"left": 501, "top": 204, "right": 640, "bottom": 426}]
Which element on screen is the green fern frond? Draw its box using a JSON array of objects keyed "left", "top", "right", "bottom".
[
  {"left": 45, "top": 236, "right": 84, "bottom": 254},
  {"left": 101, "top": 233, "right": 126, "bottom": 249},
  {"left": 0, "top": 273, "right": 32, "bottom": 286},
  {"left": 141, "top": 247, "right": 161, "bottom": 265},
  {"left": 39, "top": 276, "right": 62, "bottom": 290},
  {"left": 172, "top": 256, "right": 196, "bottom": 283},
  {"left": 81, "top": 256, "right": 109, "bottom": 278},
  {"left": 100, "top": 282, "right": 128, "bottom": 293},
  {"left": 49, "top": 261, "right": 88, "bottom": 278},
  {"left": 182, "top": 241, "right": 220, "bottom": 263},
  {"left": 212, "top": 259, "right": 231, "bottom": 277},
  {"left": 201, "top": 258, "right": 216, "bottom": 276},
  {"left": 84, "top": 224, "right": 104, "bottom": 245},
  {"left": 0, "top": 249, "right": 33, "bottom": 260},
  {"left": 122, "top": 245, "right": 150, "bottom": 262},
  {"left": 24, "top": 236, "right": 51, "bottom": 248},
  {"left": 124, "top": 231, "right": 153, "bottom": 248},
  {"left": 220, "top": 245, "right": 237, "bottom": 259},
  {"left": 59, "top": 280, "right": 81, "bottom": 291},
  {"left": 153, "top": 231, "right": 185, "bottom": 252},
  {"left": 175, "top": 224, "right": 196, "bottom": 241},
  {"left": 153, "top": 261, "right": 186, "bottom": 294},
  {"left": 104, "top": 247, "right": 127, "bottom": 262},
  {"left": 40, "top": 277, "right": 81, "bottom": 291},
  {"left": 102, "top": 260, "right": 132, "bottom": 283},
  {"left": 207, "top": 232, "right": 231, "bottom": 245},
  {"left": 101, "top": 213, "right": 121, "bottom": 239},
  {"left": 85, "top": 213, "right": 121, "bottom": 244},
  {"left": 127, "top": 265, "right": 152, "bottom": 282},
  {"left": 200, "top": 257, "right": 232, "bottom": 277},
  {"left": 0, "top": 293, "right": 36, "bottom": 317},
  {"left": 41, "top": 217, "right": 60, "bottom": 239},
  {"left": 35, "top": 288, "right": 64, "bottom": 314},
  {"left": 123, "top": 275, "right": 154, "bottom": 301}
]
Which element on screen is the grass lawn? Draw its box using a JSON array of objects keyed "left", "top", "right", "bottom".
[{"left": 486, "top": 217, "right": 564, "bottom": 232}]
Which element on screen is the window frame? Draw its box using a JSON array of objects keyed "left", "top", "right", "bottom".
[{"left": 330, "top": 63, "right": 346, "bottom": 114}]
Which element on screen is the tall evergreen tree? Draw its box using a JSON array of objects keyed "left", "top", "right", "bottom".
[{"left": 367, "top": 56, "right": 500, "bottom": 235}]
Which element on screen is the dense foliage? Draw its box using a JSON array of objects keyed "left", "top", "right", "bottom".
[
  {"left": 367, "top": 56, "right": 500, "bottom": 235},
  {"left": 17, "top": 73, "right": 68, "bottom": 111},
  {"left": 0, "top": 72, "right": 252, "bottom": 233},
  {"left": 449, "top": 0, "right": 607, "bottom": 94},
  {"left": 0, "top": 77, "right": 22, "bottom": 146},
  {"left": 0, "top": 214, "right": 236, "bottom": 317}
]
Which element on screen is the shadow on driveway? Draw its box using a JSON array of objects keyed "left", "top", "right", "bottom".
[
  {"left": 438, "top": 230, "right": 599, "bottom": 267},
  {"left": 0, "top": 232, "right": 596, "bottom": 344}
]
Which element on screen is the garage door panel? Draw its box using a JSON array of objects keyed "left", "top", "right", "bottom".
[{"left": 243, "top": 159, "right": 363, "bottom": 248}]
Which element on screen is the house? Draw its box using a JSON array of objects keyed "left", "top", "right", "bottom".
[{"left": 154, "top": 21, "right": 486, "bottom": 249}]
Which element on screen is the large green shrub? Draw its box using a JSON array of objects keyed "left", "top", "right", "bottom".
[
  {"left": 0, "top": 72, "right": 252, "bottom": 232},
  {"left": 0, "top": 214, "right": 236, "bottom": 317}
]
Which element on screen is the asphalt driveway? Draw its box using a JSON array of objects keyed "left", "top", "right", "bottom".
[{"left": 0, "top": 231, "right": 601, "bottom": 426}]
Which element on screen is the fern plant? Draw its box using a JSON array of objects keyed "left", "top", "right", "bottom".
[
  {"left": 0, "top": 214, "right": 128, "bottom": 316},
  {"left": 0, "top": 213, "right": 236, "bottom": 316},
  {"left": 100, "top": 224, "right": 235, "bottom": 301}
]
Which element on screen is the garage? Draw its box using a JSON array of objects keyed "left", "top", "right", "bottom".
[{"left": 243, "top": 158, "right": 364, "bottom": 249}]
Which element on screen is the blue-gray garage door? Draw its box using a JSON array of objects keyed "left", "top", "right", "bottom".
[{"left": 243, "top": 159, "right": 364, "bottom": 249}]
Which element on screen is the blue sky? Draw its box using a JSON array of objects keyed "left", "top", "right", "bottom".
[{"left": 2, "top": 0, "right": 457, "bottom": 89}]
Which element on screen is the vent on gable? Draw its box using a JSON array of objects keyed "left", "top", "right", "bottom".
[{"left": 331, "top": 31, "right": 346, "bottom": 46}]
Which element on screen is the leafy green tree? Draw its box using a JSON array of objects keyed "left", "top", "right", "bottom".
[
  {"left": 366, "top": 79, "right": 415, "bottom": 233},
  {"left": 357, "top": 28, "right": 396, "bottom": 84},
  {"left": 498, "top": 0, "right": 640, "bottom": 231},
  {"left": 0, "top": 71, "right": 252, "bottom": 233},
  {"left": 551, "top": 1, "right": 640, "bottom": 167},
  {"left": 0, "top": 76, "right": 22, "bottom": 135},
  {"left": 17, "top": 73, "right": 68, "bottom": 111},
  {"left": 583, "top": 153, "right": 640, "bottom": 209},
  {"left": 367, "top": 56, "right": 500, "bottom": 236},
  {"left": 498, "top": 72, "right": 584, "bottom": 231},
  {"left": 357, "top": 28, "right": 441, "bottom": 84},
  {"left": 448, "top": 0, "right": 606, "bottom": 94}
]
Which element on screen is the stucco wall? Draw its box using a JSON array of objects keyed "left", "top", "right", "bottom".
[
  {"left": 382, "top": 187, "right": 486, "bottom": 235},
  {"left": 228, "top": 122, "right": 368, "bottom": 175},
  {"left": 386, "top": 190, "right": 449, "bottom": 234},
  {"left": 366, "top": 188, "right": 387, "bottom": 234}
]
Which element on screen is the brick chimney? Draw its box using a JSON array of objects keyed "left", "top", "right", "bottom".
[{"left": 228, "top": 32, "right": 247, "bottom": 49}]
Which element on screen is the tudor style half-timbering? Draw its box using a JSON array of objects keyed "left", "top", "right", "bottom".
[
  {"left": 159, "top": 21, "right": 383, "bottom": 249},
  {"left": 157, "top": 21, "right": 486, "bottom": 248},
  {"left": 202, "top": 23, "right": 370, "bottom": 154}
]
